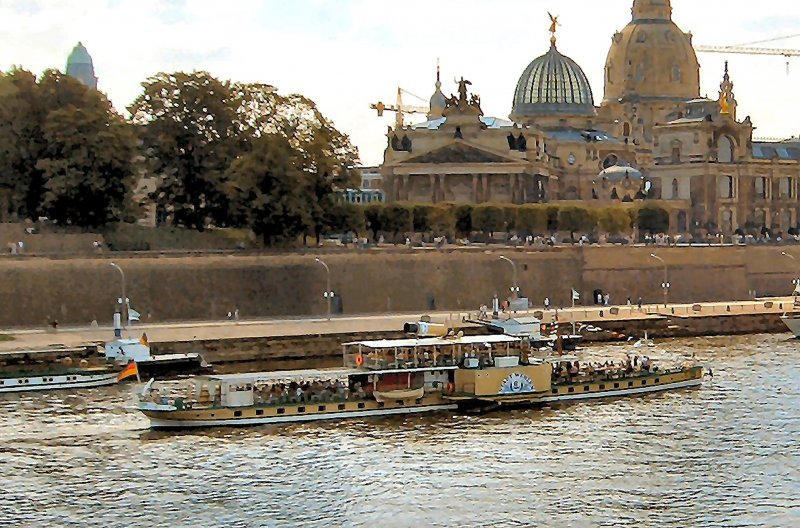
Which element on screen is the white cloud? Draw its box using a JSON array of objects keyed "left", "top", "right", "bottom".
[{"left": 2, "top": 0, "right": 799, "bottom": 164}]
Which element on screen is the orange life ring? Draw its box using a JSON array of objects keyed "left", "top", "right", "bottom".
[
  {"left": 355, "top": 354, "right": 364, "bottom": 367},
  {"left": 446, "top": 382, "right": 455, "bottom": 392}
]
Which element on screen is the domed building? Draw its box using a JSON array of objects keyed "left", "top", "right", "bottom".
[
  {"left": 598, "top": 0, "right": 700, "bottom": 143},
  {"left": 379, "top": 0, "right": 800, "bottom": 239},
  {"left": 65, "top": 42, "right": 98, "bottom": 90},
  {"left": 510, "top": 42, "right": 596, "bottom": 127}
]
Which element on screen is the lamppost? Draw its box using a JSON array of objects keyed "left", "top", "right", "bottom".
[
  {"left": 650, "top": 253, "right": 669, "bottom": 307},
  {"left": 109, "top": 262, "right": 128, "bottom": 327},
  {"left": 499, "top": 255, "right": 519, "bottom": 299},
  {"left": 315, "top": 257, "right": 332, "bottom": 320},
  {"left": 781, "top": 252, "right": 799, "bottom": 293}
]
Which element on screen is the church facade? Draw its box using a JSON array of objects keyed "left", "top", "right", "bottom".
[{"left": 380, "top": 0, "right": 800, "bottom": 235}]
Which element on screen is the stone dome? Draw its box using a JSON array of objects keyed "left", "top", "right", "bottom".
[
  {"left": 428, "top": 73, "right": 446, "bottom": 120},
  {"left": 599, "top": 163, "right": 643, "bottom": 182},
  {"left": 511, "top": 44, "right": 596, "bottom": 122},
  {"left": 603, "top": 0, "right": 700, "bottom": 103}
]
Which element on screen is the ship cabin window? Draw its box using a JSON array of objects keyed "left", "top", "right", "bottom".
[
  {"left": 318, "top": 405, "right": 326, "bottom": 412},
  {"left": 338, "top": 404, "right": 346, "bottom": 411},
  {"left": 583, "top": 385, "right": 590, "bottom": 391},
  {"left": 614, "top": 383, "right": 620, "bottom": 389},
  {"left": 297, "top": 407, "right": 306, "bottom": 413},
  {"left": 277, "top": 408, "right": 285, "bottom": 415},
  {"left": 655, "top": 378, "right": 660, "bottom": 383},
  {"left": 396, "top": 400, "right": 405, "bottom": 406},
  {"left": 568, "top": 387, "right": 575, "bottom": 393},
  {"left": 599, "top": 384, "right": 605, "bottom": 390},
  {"left": 628, "top": 381, "right": 634, "bottom": 387},
  {"left": 256, "top": 409, "right": 264, "bottom": 416},
  {"left": 234, "top": 411, "right": 242, "bottom": 417},
  {"left": 641, "top": 380, "right": 647, "bottom": 386},
  {"left": 358, "top": 402, "right": 366, "bottom": 409},
  {"left": 377, "top": 402, "right": 384, "bottom": 408},
  {"left": 552, "top": 388, "right": 558, "bottom": 394}
]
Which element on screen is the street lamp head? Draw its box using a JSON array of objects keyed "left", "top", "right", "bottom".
[
  {"left": 315, "top": 257, "right": 321, "bottom": 263},
  {"left": 650, "top": 253, "right": 656, "bottom": 258}
]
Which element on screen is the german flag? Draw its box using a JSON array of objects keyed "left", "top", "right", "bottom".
[{"left": 117, "top": 361, "right": 139, "bottom": 382}]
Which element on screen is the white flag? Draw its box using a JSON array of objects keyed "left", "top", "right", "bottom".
[
  {"left": 571, "top": 289, "right": 580, "bottom": 301},
  {"left": 128, "top": 308, "right": 141, "bottom": 322}
]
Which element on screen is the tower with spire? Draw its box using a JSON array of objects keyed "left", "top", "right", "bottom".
[
  {"left": 718, "top": 61, "right": 737, "bottom": 120},
  {"left": 65, "top": 42, "right": 98, "bottom": 90},
  {"left": 428, "top": 62, "right": 446, "bottom": 120}
]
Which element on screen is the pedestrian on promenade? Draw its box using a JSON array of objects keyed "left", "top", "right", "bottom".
[
  {"left": 637, "top": 297, "right": 643, "bottom": 309},
  {"left": 603, "top": 293, "right": 610, "bottom": 306},
  {"left": 544, "top": 297, "right": 551, "bottom": 310},
  {"left": 627, "top": 297, "right": 632, "bottom": 306}
]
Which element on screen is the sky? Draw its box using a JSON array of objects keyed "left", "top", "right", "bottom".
[{"left": 2, "top": 0, "right": 800, "bottom": 166}]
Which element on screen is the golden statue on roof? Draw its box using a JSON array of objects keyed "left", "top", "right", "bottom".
[{"left": 548, "top": 12, "right": 560, "bottom": 47}]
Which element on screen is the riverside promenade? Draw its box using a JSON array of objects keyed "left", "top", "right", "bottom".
[{"left": 1, "top": 296, "right": 796, "bottom": 356}]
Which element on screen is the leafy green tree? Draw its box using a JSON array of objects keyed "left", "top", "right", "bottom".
[
  {"left": 472, "top": 204, "right": 505, "bottom": 238},
  {"left": 325, "top": 202, "right": 364, "bottom": 237},
  {"left": 637, "top": 206, "right": 670, "bottom": 234},
  {"left": 0, "top": 68, "right": 138, "bottom": 225},
  {"left": 382, "top": 203, "right": 412, "bottom": 241},
  {"left": 412, "top": 204, "right": 434, "bottom": 235},
  {"left": 545, "top": 206, "right": 560, "bottom": 232},
  {"left": 516, "top": 205, "right": 548, "bottom": 235},
  {"left": 429, "top": 204, "right": 455, "bottom": 237},
  {"left": 129, "top": 71, "right": 239, "bottom": 230},
  {"left": 557, "top": 206, "right": 595, "bottom": 239},
  {"left": 225, "top": 134, "right": 308, "bottom": 245},
  {"left": 597, "top": 206, "right": 632, "bottom": 235},
  {"left": 364, "top": 203, "right": 384, "bottom": 240},
  {"left": 453, "top": 204, "right": 473, "bottom": 236}
]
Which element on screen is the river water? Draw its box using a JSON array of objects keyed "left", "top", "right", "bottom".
[{"left": 1, "top": 334, "right": 798, "bottom": 528}]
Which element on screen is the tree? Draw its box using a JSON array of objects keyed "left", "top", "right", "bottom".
[
  {"left": 364, "top": 203, "right": 384, "bottom": 240},
  {"left": 225, "top": 135, "right": 308, "bottom": 245},
  {"left": 0, "top": 68, "right": 138, "bottom": 225},
  {"left": 382, "top": 203, "right": 412, "bottom": 241},
  {"left": 325, "top": 202, "right": 364, "bottom": 237},
  {"left": 412, "top": 204, "right": 434, "bottom": 236},
  {"left": 502, "top": 205, "right": 518, "bottom": 233},
  {"left": 637, "top": 206, "right": 670, "bottom": 234},
  {"left": 232, "top": 85, "right": 360, "bottom": 244},
  {"left": 129, "top": 71, "right": 239, "bottom": 230},
  {"left": 472, "top": 204, "right": 505, "bottom": 238},
  {"left": 453, "top": 204, "right": 473, "bottom": 236},
  {"left": 37, "top": 106, "right": 138, "bottom": 227},
  {"left": 557, "top": 206, "right": 595, "bottom": 239},
  {"left": 597, "top": 206, "right": 632, "bottom": 235},
  {"left": 429, "top": 204, "right": 455, "bottom": 238},
  {"left": 516, "top": 205, "right": 548, "bottom": 236}
]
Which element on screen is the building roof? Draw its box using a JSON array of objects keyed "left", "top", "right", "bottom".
[
  {"left": 544, "top": 129, "right": 624, "bottom": 144},
  {"left": 599, "top": 163, "right": 643, "bottom": 181},
  {"left": 67, "top": 42, "right": 93, "bottom": 66},
  {"left": 410, "top": 116, "right": 515, "bottom": 130},
  {"left": 511, "top": 43, "right": 595, "bottom": 120},
  {"left": 752, "top": 142, "right": 800, "bottom": 160}
]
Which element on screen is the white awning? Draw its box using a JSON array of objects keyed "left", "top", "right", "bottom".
[{"left": 343, "top": 334, "right": 521, "bottom": 349}]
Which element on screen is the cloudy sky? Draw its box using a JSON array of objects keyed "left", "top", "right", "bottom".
[{"left": 2, "top": 0, "right": 800, "bottom": 165}]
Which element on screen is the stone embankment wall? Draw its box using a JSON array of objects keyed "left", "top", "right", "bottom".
[{"left": 0, "top": 246, "right": 796, "bottom": 327}]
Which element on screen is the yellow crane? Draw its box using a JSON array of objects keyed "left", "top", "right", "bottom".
[{"left": 371, "top": 87, "right": 429, "bottom": 130}]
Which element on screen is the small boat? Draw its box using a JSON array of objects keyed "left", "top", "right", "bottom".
[
  {"left": 0, "top": 357, "right": 120, "bottom": 393},
  {"left": 633, "top": 331, "right": 655, "bottom": 348},
  {"left": 103, "top": 333, "right": 211, "bottom": 378},
  {"left": 780, "top": 312, "right": 800, "bottom": 338},
  {"left": 136, "top": 332, "right": 703, "bottom": 430}
]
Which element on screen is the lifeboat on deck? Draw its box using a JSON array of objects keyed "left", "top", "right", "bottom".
[{"left": 373, "top": 387, "right": 425, "bottom": 403}]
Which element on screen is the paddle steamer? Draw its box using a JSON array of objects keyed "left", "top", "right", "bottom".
[
  {"left": 137, "top": 329, "right": 703, "bottom": 429},
  {"left": 0, "top": 354, "right": 121, "bottom": 393}
]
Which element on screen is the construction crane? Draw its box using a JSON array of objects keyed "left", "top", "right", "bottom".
[
  {"left": 695, "top": 33, "right": 800, "bottom": 74},
  {"left": 370, "top": 87, "right": 429, "bottom": 130}
]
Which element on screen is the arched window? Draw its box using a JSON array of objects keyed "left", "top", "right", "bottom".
[
  {"left": 718, "top": 136, "right": 735, "bottom": 163},
  {"left": 671, "top": 178, "right": 679, "bottom": 199}
]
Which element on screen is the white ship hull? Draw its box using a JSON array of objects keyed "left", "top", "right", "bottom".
[
  {"left": 780, "top": 315, "right": 800, "bottom": 338},
  {"left": 143, "top": 402, "right": 457, "bottom": 429},
  {"left": 0, "top": 371, "right": 118, "bottom": 393}
]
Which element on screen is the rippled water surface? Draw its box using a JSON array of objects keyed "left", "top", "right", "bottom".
[{"left": 1, "top": 334, "right": 799, "bottom": 527}]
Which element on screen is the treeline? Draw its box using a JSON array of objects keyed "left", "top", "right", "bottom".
[
  {"left": 0, "top": 68, "right": 359, "bottom": 244},
  {"left": 325, "top": 203, "right": 671, "bottom": 241}
]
